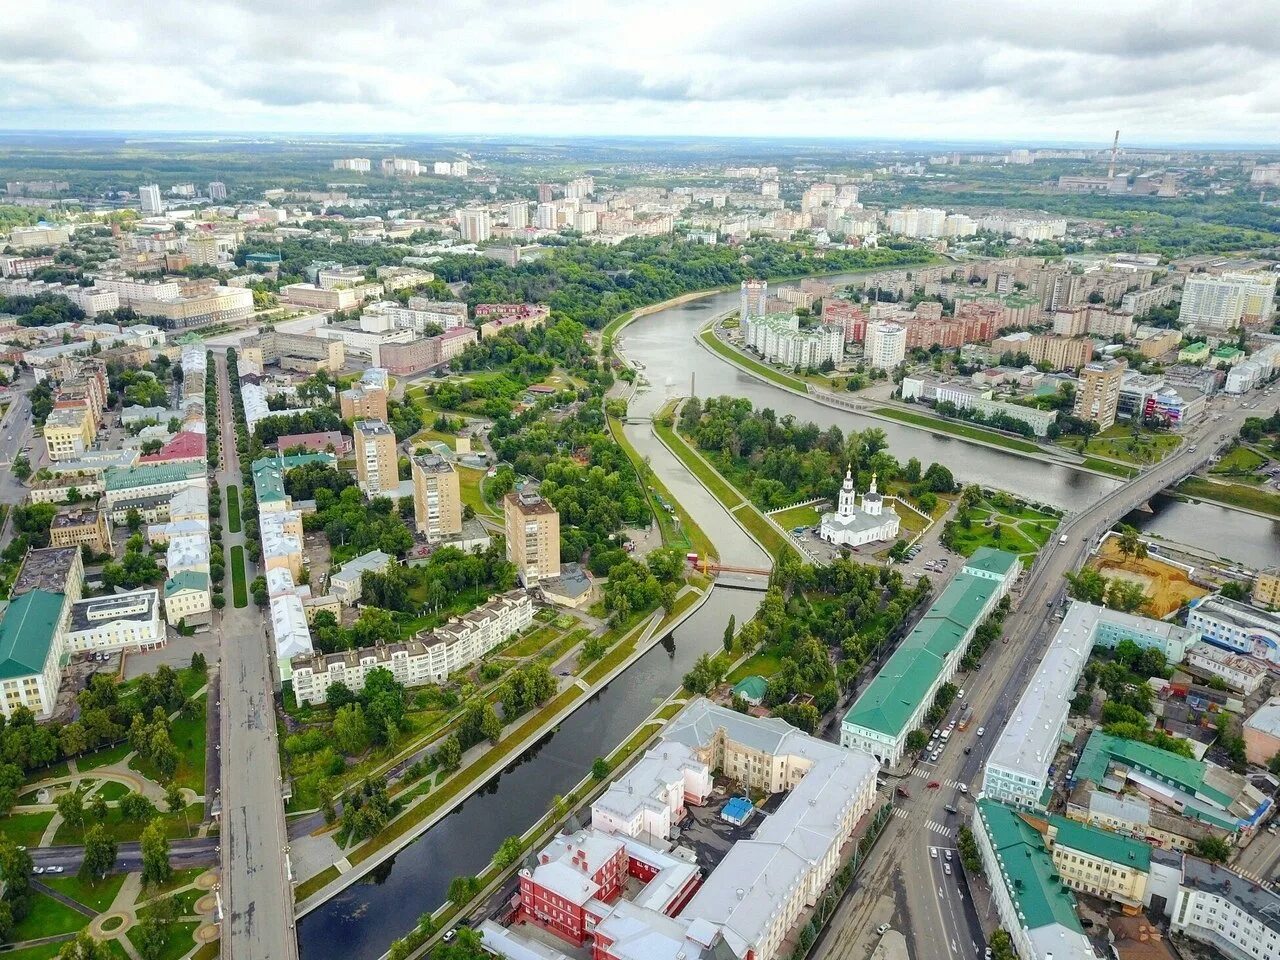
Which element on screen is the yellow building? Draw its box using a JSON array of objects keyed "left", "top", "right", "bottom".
[
  {"left": 354, "top": 419, "right": 400, "bottom": 494},
  {"left": 411, "top": 454, "right": 462, "bottom": 540},
  {"left": 1253, "top": 568, "right": 1280, "bottom": 609},
  {"left": 504, "top": 488, "right": 560, "bottom": 586},
  {"left": 339, "top": 382, "right": 389, "bottom": 422},
  {"left": 1041, "top": 815, "right": 1151, "bottom": 914},
  {"left": 1073, "top": 359, "right": 1126, "bottom": 431},
  {"left": 49, "top": 506, "right": 112, "bottom": 554},
  {"left": 43, "top": 405, "right": 96, "bottom": 461}
]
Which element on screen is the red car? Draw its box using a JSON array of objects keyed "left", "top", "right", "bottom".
[{"left": 927, "top": 781, "right": 941, "bottom": 789}]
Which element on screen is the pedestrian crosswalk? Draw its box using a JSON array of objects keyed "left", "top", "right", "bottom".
[
  {"left": 891, "top": 807, "right": 909, "bottom": 821},
  {"left": 926, "top": 820, "right": 953, "bottom": 839},
  {"left": 908, "top": 769, "right": 966, "bottom": 791},
  {"left": 1235, "top": 867, "right": 1274, "bottom": 890}
]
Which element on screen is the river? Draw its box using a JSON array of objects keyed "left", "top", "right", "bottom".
[{"left": 297, "top": 587, "right": 761, "bottom": 960}]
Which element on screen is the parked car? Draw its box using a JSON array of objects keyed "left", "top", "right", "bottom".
[
  {"left": 930, "top": 848, "right": 938, "bottom": 859},
  {"left": 945, "top": 850, "right": 952, "bottom": 862},
  {"left": 927, "top": 781, "right": 940, "bottom": 789},
  {"left": 876, "top": 924, "right": 890, "bottom": 936},
  {"left": 944, "top": 863, "right": 952, "bottom": 876}
]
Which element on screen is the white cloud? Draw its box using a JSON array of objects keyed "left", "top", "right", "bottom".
[{"left": 1, "top": 0, "right": 1278, "bottom": 142}]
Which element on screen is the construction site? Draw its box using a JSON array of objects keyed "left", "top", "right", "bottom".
[{"left": 1090, "top": 535, "right": 1212, "bottom": 618}]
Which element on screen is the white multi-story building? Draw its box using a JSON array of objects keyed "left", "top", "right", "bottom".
[
  {"left": 65, "top": 590, "right": 163, "bottom": 653},
  {"left": 291, "top": 591, "right": 533, "bottom": 704},
  {"left": 535, "top": 202, "right": 558, "bottom": 230},
  {"left": 1178, "top": 273, "right": 1277, "bottom": 332},
  {"left": 1186, "top": 595, "right": 1280, "bottom": 667},
  {"left": 139, "top": 184, "right": 162, "bottom": 215},
  {"left": 332, "top": 158, "right": 372, "bottom": 173},
  {"left": 740, "top": 312, "right": 842, "bottom": 369},
  {"left": 507, "top": 202, "right": 529, "bottom": 230},
  {"left": 1185, "top": 643, "right": 1269, "bottom": 694},
  {"left": 739, "top": 279, "right": 767, "bottom": 320},
  {"left": 456, "top": 208, "right": 492, "bottom": 243},
  {"left": 863, "top": 320, "right": 907, "bottom": 370},
  {"left": 572, "top": 210, "right": 598, "bottom": 234},
  {"left": 0, "top": 277, "right": 120, "bottom": 316},
  {"left": 1170, "top": 856, "right": 1280, "bottom": 960}
]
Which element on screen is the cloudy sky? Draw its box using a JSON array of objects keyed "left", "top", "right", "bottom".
[{"left": 4, "top": 0, "right": 1279, "bottom": 144}]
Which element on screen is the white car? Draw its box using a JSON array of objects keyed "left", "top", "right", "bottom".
[
  {"left": 958, "top": 784, "right": 968, "bottom": 794},
  {"left": 876, "top": 923, "right": 890, "bottom": 936},
  {"left": 32, "top": 866, "right": 44, "bottom": 875},
  {"left": 976, "top": 726, "right": 985, "bottom": 737},
  {"left": 944, "top": 863, "right": 952, "bottom": 876},
  {"left": 48, "top": 865, "right": 63, "bottom": 874},
  {"left": 930, "top": 848, "right": 938, "bottom": 859}
]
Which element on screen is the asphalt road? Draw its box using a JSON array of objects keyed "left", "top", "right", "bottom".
[
  {"left": 815, "top": 388, "right": 1279, "bottom": 960},
  {"left": 30, "top": 837, "right": 218, "bottom": 874},
  {"left": 213, "top": 350, "right": 299, "bottom": 960},
  {"left": 0, "top": 377, "right": 36, "bottom": 507}
]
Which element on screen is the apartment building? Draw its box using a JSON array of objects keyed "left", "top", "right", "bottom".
[
  {"left": 842, "top": 549, "right": 1019, "bottom": 765},
  {"left": 456, "top": 208, "right": 492, "bottom": 242},
  {"left": 1184, "top": 644, "right": 1268, "bottom": 694},
  {"left": 242, "top": 330, "right": 345, "bottom": 373},
  {"left": 354, "top": 419, "right": 399, "bottom": 494},
  {"left": 1252, "top": 568, "right": 1280, "bottom": 609},
  {"left": 49, "top": 506, "right": 112, "bottom": 554},
  {"left": 900, "top": 373, "right": 1059, "bottom": 436},
  {"left": 43, "top": 406, "right": 97, "bottom": 461},
  {"left": 740, "top": 312, "right": 843, "bottom": 368},
  {"left": 1170, "top": 855, "right": 1280, "bottom": 960},
  {"left": 476, "top": 303, "right": 549, "bottom": 338},
  {"left": 411, "top": 454, "right": 463, "bottom": 541},
  {"left": 339, "top": 381, "right": 388, "bottom": 421},
  {"left": 504, "top": 488, "right": 560, "bottom": 586},
  {"left": 739, "top": 279, "right": 768, "bottom": 320},
  {"left": 292, "top": 591, "right": 534, "bottom": 704},
  {"left": 863, "top": 320, "right": 907, "bottom": 370},
  {"left": 1178, "top": 272, "right": 1276, "bottom": 331},
  {"left": 821, "top": 299, "right": 869, "bottom": 342},
  {"left": 1073, "top": 359, "right": 1126, "bottom": 430},
  {"left": 329, "top": 550, "right": 394, "bottom": 606},
  {"left": 373, "top": 327, "right": 478, "bottom": 375},
  {"left": 163, "top": 570, "right": 211, "bottom": 628}
]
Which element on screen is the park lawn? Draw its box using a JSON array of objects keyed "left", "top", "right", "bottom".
[
  {"left": 54, "top": 804, "right": 203, "bottom": 845},
  {"left": 457, "top": 465, "right": 499, "bottom": 518},
  {"left": 1081, "top": 456, "right": 1138, "bottom": 479},
  {"left": 74, "top": 742, "right": 133, "bottom": 772},
  {"left": 1178, "top": 476, "right": 1280, "bottom": 518},
  {"left": 43, "top": 872, "right": 128, "bottom": 913},
  {"left": 93, "top": 781, "right": 130, "bottom": 802},
  {"left": 130, "top": 696, "right": 207, "bottom": 793},
  {"left": 230, "top": 545, "right": 248, "bottom": 607},
  {"left": 770, "top": 504, "right": 823, "bottom": 530},
  {"left": 139, "top": 885, "right": 203, "bottom": 919},
  {"left": 501, "top": 625, "right": 563, "bottom": 660},
  {"left": 0, "top": 943, "right": 68, "bottom": 960},
  {"left": 103, "top": 941, "right": 133, "bottom": 960},
  {"left": 872, "top": 407, "right": 1042, "bottom": 454},
  {"left": 1210, "top": 445, "right": 1268, "bottom": 477},
  {"left": 698, "top": 329, "right": 806, "bottom": 391},
  {"left": 226, "top": 485, "right": 241, "bottom": 533},
  {"left": 294, "top": 865, "right": 339, "bottom": 903},
  {"left": 947, "top": 519, "right": 1041, "bottom": 558},
  {"left": 653, "top": 416, "right": 742, "bottom": 509},
  {"left": 0, "top": 811, "right": 55, "bottom": 847},
  {"left": 410, "top": 428, "right": 458, "bottom": 451},
  {"left": 148, "top": 867, "right": 207, "bottom": 898},
  {"left": 726, "top": 651, "right": 786, "bottom": 685},
  {"left": 1083, "top": 425, "right": 1182, "bottom": 465},
  {"left": 126, "top": 920, "right": 201, "bottom": 960},
  {"left": 11, "top": 890, "right": 89, "bottom": 941}
]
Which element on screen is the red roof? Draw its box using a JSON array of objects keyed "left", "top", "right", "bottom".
[{"left": 139, "top": 430, "right": 206, "bottom": 463}]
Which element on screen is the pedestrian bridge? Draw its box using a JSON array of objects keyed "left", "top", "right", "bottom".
[{"left": 715, "top": 572, "right": 771, "bottom": 591}]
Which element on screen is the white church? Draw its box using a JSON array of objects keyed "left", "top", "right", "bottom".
[{"left": 819, "top": 469, "right": 900, "bottom": 547}]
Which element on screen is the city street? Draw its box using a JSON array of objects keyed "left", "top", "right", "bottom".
[{"left": 213, "top": 350, "right": 299, "bottom": 960}]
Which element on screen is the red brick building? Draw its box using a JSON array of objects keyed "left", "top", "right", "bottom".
[{"left": 821, "top": 299, "right": 869, "bottom": 343}]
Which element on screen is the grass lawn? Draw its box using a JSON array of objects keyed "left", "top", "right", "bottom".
[
  {"left": 872, "top": 407, "right": 1042, "bottom": 454},
  {"left": 410, "top": 428, "right": 458, "bottom": 451},
  {"left": 94, "top": 781, "right": 130, "bottom": 802},
  {"left": 0, "top": 811, "right": 55, "bottom": 847},
  {"left": 726, "top": 651, "right": 785, "bottom": 685},
  {"left": 0, "top": 942, "right": 68, "bottom": 960},
  {"left": 147, "top": 868, "right": 207, "bottom": 898},
  {"left": 457, "top": 465, "right": 499, "bottom": 518},
  {"left": 1078, "top": 425, "right": 1182, "bottom": 465},
  {"left": 11, "top": 891, "right": 89, "bottom": 941},
  {"left": 501, "top": 625, "right": 562, "bottom": 660},
  {"left": 1081, "top": 456, "right": 1138, "bottom": 479},
  {"left": 75, "top": 743, "right": 133, "bottom": 772},
  {"left": 1210, "top": 445, "right": 1268, "bottom": 477},
  {"left": 1178, "top": 476, "right": 1280, "bottom": 518},
  {"left": 54, "top": 804, "right": 203, "bottom": 845},
  {"left": 698, "top": 329, "right": 806, "bottom": 391},
  {"left": 229, "top": 545, "right": 248, "bottom": 608},
  {"left": 226, "top": 484, "right": 241, "bottom": 533},
  {"left": 126, "top": 920, "right": 200, "bottom": 960},
  {"left": 130, "top": 696, "right": 206, "bottom": 793},
  {"left": 294, "top": 864, "right": 339, "bottom": 902},
  {"left": 103, "top": 941, "right": 133, "bottom": 960},
  {"left": 139, "top": 885, "right": 202, "bottom": 919},
  {"left": 770, "top": 504, "right": 823, "bottom": 530},
  {"left": 43, "top": 872, "right": 127, "bottom": 913}
]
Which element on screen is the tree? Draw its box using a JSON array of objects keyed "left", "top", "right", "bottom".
[
  {"left": 591, "top": 757, "right": 611, "bottom": 781},
  {"left": 1064, "top": 567, "right": 1108, "bottom": 605},
  {"left": 80, "top": 824, "right": 118, "bottom": 881},
  {"left": 333, "top": 703, "right": 371, "bottom": 756},
  {"left": 125, "top": 508, "right": 142, "bottom": 533},
  {"left": 57, "top": 932, "right": 112, "bottom": 960},
  {"left": 906, "top": 729, "right": 929, "bottom": 752},
  {"left": 120, "top": 791, "right": 157, "bottom": 822},
  {"left": 493, "top": 835, "right": 524, "bottom": 869},
  {"left": 140, "top": 819, "right": 172, "bottom": 888},
  {"left": 1106, "top": 579, "right": 1149, "bottom": 614},
  {"left": 132, "top": 916, "right": 169, "bottom": 960},
  {"left": 0, "top": 836, "right": 33, "bottom": 900},
  {"left": 1115, "top": 525, "right": 1147, "bottom": 561},
  {"left": 1219, "top": 580, "right": 1249, "bottom": 601},
  {"left": 1193, "top": 835, "right": 1231, "bottom": 863},
  {"left": 723, "top": 614, "right": 736, "bottom": 653},
  {"left": 56, "top": 783, "right": 88, "bottom": 839},
  {"left": 480, "top": 705, "right": 503, "bottom": 743},
  {"left": 436, "top": 734, "right": 463, "bottom": 772},
  {"left": 190, "top": 651, "right": 207, "bottom": 675},
  {"left": 11, "top": 455, "right": 30, "bottom": 481},
  {"left": 447, "top": 874, "right": 479, "bottom": 906}
]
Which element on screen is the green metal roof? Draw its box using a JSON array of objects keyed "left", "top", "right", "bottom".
[
  {"left": 963, "top": 547, "right": 1020, "bottom": 579},
  {"left": 732, "top": 676, "right": 769, "bottom": 702},
  {"left": 164, "top": 570, "right": 210, "bottom": 597},
  {"left": 1049, "top": 815, "right": 1151, "bottom": 870},
  {"left": 105, "top": 462, "right": 204, "bottom": 493},
  {"left": 1074, "top": 731, "right": 1231, "bottom": 809},
  {"left": 842, "top": 572, "right": 999, "bottom": 738},
  {"left": 251, "top": 453, "right": 335, "bottom": 504},
  {"left": 0, "top": 590, "right": 64, "bottom": 680},
  {"left": 977, "top": 799, "right": 1084, "bottom": 933}
]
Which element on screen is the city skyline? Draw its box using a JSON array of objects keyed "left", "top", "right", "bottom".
[{"left": 4, "top": 0, "right": 1280, "bottom": 143}]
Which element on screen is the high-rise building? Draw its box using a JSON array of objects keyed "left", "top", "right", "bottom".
[
  {"left": 353, "top": 419, "right": 400, "bottom": 494},
  {"left": 572, "top": 210, "right": 598, "bottom": 233},
  {"left": 864, "top": 321, "right": 907, "bottom": 370},
  {"left": 1074, "top": 360, "right": 1126, "bottom": 431},
  {"left": 739, "top": 279, "right": 767, "bottom": 321},
  {"left": 537, "top": 183, "right": 554, "bottom": 203},
  {"left": 450, "top": 161, "right": 469, "bottom": 177},
  {"left": 457, "top": 208, "right": 492, "bottom": 243},
  {"left": 507, "top": 202, "right": 529, "bottom": 230},
  {"left": 535, "top": 202, "right": 558, "bottom": 230},
  {"left": 504, "top": 488, "right": 560, "bottom": 586},
  {"left": 207, "top": 181, "right": 227, "bottom": 201},
  {"left": 332, "top": 158, "right": 371, "bottom": 173},
  {"left": 139, "top": 184, "right": 162, "bottom": 215},
  {"left": 564, "top": 176, "right": 594, "bottom": 200},
  {"left": 1178, "top": 272, "right": 1277, "bottom": 331},
  {"left": 339, "top": 381, "right": 388, "bottom": 421},
  {"left": 411, "top": 454, "right": 463, "bottom": 541}
]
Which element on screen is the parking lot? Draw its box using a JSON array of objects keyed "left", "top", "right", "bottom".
[{"left": 677, "top": 782, "right": 784, "bottom": 872}]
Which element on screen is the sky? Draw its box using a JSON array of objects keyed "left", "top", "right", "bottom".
[{"left": 4, "top": 0, "right": 1280, "bottom": 145}]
